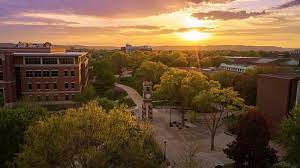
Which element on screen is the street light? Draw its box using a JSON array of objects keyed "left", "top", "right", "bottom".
[{"left": 164, "top": 140, "right": 167, "bottom": 160}]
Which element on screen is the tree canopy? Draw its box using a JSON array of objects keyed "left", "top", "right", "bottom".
[
  {"left": 278, "top": 105, "right": 300, "bottom": 167},
  {"left": 136, "top": 61, "right": 168, "bottom": 84},
  {"left": 16, "top": 102, "right": 164, "bottom": 168},
  {"left": 0, "top": 102, "right": 47, "bottom": 167},
  {"left": 154, "top": 68, "right": 210, "bottom": 107},
  {"left": 224, "top": 110, "right": 278, "bottom": 168}
]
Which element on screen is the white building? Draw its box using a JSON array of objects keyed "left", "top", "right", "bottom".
[
  {"left": 121, "top": 44, "right": 152, "bottom": 53},
  {"left": 219, "top": 63, "right": 254, "bottom": 73}
]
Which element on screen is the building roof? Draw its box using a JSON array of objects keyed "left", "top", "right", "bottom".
[
  {"left": 13, "top": 52, "right": 87, "bottom": 57},
  {"left": 259, "top": 73, "right": 300, "bottom": 80}
]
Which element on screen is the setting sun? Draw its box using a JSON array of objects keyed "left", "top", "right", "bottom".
[{"left": 182, "top": 30, "right": 211, "bottom": 41}]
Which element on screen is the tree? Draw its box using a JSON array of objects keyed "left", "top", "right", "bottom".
[
  {"left": 155, "top": 68, "right": 210, "bottom": 107},
  {"left": 223, "top": 110, "right": 278, "bottom": 168},
  {"left": 278, "top": 105, "right": 300, "bottom": 167},
  {"left": 75, "top": 84, "right": 97, "bottom": 103},
  {"left": 210, "top": 71, "right": 238, "bottom": 88},
  {"left": 93, "top": 60, "right": 116, "bottom": 91},
  {"left": 15, "top": 101, "right": 164, "bottom": 168},
  {"left": 0, "top": 101, "right": 47, "bottom": 167},
  {"left": 136, "top": 61, "right": 168, "bottom": 84},
  {"left": 192, "top": 85, "right": 244, "bottom": 150},
  {"left": 200, "top": 56, "right": 229, "bottom": 68},
  {"left": 96, "top": 97, "right": 117, "bottom": 111}
]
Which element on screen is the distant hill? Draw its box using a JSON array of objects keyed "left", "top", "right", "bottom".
[
  {"left": 152, "top": 45, "right": 297, "bottom": 51},
  {"left": 1, "top": 43, "right": 297, "bottom": 51},
  {"left": 0, "top": 43, "right": 16, "bottom": 48}
]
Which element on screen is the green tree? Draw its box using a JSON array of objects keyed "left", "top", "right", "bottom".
[
  {"left": 155, "top": 68, "right": 210, "bottom": 107},
  {"left": 15, "top": 101, "right": 164, "bottom": 168},
  {"left": 96, "top": 97, "right": 117, "bottom": 111},
  {"left": 93, "top": 60, "right": 116, "bottom": 95},
  {"left": 75, "top": 84, "right": 97, "bottom": 103},
  {"left": 278, "top": 105, "right": 300, "bottom": 167},
  {"left": 210, "top": 71, "right": 238, "bottom": 88},
  {"left": 136, "top": 61, "right": 168, "bottom": 84},
  {"left": 192, "top": 85, "right": 244, "bottom": 150},
  {"left": 0, "top": 101, "right": 47, "bottom": 167}
]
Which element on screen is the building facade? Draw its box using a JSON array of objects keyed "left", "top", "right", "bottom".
[
  {"left": 0, "top": 42, "right": 89, "bottom": 104},
  {"left": 257, "top": 73, "right": 300, "bottom": 133},
  {"left": 219, "top": 63, "right": 254, "bottom": 73},
  {"left": 121, "top": 44, "right": 152, "bottom": 53}
]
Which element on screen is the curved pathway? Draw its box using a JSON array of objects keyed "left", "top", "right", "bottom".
[{"left": 115, "top": 83, "right": 143, "bottom": 119}]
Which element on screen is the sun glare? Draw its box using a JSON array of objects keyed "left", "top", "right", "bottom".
[{"left": 182, "top": 30, "right": 211, "bottom": 41}]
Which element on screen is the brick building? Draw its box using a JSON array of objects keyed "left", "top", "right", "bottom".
[
  {"left": 0, "top": 42, "right": 89, "bottom": 104},
  {"left": 257, "top": 73, "right": 300, "bottom": 132}
]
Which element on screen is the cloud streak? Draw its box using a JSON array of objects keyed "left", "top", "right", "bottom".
[
  {"left": 192, "top": 10, "right": 267, "bottom": 20},
  {"left": 276, "top": 0, "right": 300, "bottom": 9}
]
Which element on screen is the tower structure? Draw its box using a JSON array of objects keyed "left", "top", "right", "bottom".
[{"left": 142, "top": 81, "right": 153, "bottom": 121}]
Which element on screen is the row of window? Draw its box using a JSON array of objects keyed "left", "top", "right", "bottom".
[
  {"left": 27, "top": 82, "right": 76, "bottom": 90},
  {"left": 26, "top": 70, "right": 75, "bottom": 78},
  {"left": 25, "top": 57, "right": 75, "bottom": 65},
  {"left": 28, "top": 94, "right": 76, "bottom": 101}
]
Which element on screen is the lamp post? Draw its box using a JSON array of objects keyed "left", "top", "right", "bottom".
[{"left": 164, "top": 140, "right": 167, "bottom": 160}]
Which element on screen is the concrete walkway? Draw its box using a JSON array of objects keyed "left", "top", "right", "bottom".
[{"left": 115, "top": 83, "right": 143, "bottom": 119}]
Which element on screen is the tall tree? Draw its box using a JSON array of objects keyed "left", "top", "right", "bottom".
[
  {"left": 224, "top": 110, "right": 278, "bottom": 168},
  {"left": 0, "top": 102, "right": 47, "bottom": 167},
  {"left": 15, "top": 101, "right": 164, "bottom": 168},
  {"left": 278, "top": 105, "right": 300, "bottom": 167},
  {"left": 136, "top": 61, "right": 168, "bottom": 84},
  {"left": 192, "top": 85, "right": 244, "bottom": 150},
  {"left": 155, "top": 68, "right": 210, "bottom": 107}
]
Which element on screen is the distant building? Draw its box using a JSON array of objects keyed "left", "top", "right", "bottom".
[
  {"left": 257, "top": 73, "right": 300, "bottom": 133},
  {"left": 121, "top": 44, "right": 152, "bottom": 53},
  {"left": 0, "top": 42, "right": 89, "bottom": 104},
  {"left": 289, "top": 50, "right": 300, "bottom": 57},
  {"left": 219, "top": 63, "right": 254, "bottom": 73},
  {"left": 226, "top": 56, "right": 299, "bottom": 67}
]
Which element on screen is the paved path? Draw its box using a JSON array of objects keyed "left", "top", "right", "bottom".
[{"left": 115, "top": 83, "right": 143, "bottom": 119}]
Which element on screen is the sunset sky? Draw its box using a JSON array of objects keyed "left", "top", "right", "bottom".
[{"left": 0, "top": 0, "right": 299, "bottom": 47}]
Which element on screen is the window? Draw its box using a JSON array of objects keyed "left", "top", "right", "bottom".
[
  {"left": 65, "top": 94, "right": 69, "bottom": 101},
  {"left": 71, "top": 94, "right": 75, "bottom": 100},
  {"left": 37, "top": 95, "right": 41, "bottom": 101},
  {"left": 64, "top": 82, "right": 69, "bottom": 89},
  {"left": 64, "top": 70, "right": 68, "bottom": 77},
  {"left": 36, "top": 83, "right": 41, "bottom": 90},
  {"left": 43, "top": 71, "right": 50, "bottom": 77},
  {"left": 0, "top": 72, "right": 3, "bottom": 80},
  {"left": 25, "top": 57, "right": 41, "bottom": 64},
  {"left": 53, "top": 83, "right": 57, "bottom": 90},
  {"left": 0, "top": 59, "right": 2, "bottom": 65},
  {"left": 71, "top": 82, "right": 75, "bottom": 89},
  {"left": 45, "top": 95, "right": 49, "bottom": 101},
  {"left": 60, "top": 58, "right": 74, "bottom": 64},
  {"left": 51, "top": 71, "right": 58, "bottom": 77},
  {"left": 26, "top": 71, "right": 33, "bottom": 77},
  {"left": 28, "top": 83, "right": 32, "bottom": 90},
  {"left": 34, "top": 71, "right": 42, "bottom": 77},
  {"left": 54, "top": 94, "right": 58, "bottom": 101},
  {"left": 45, "top": 83, "right": 49, "bottom": 90},
  {"left": 71, "top": 70, "right": 75, "bottom": 77},
  {"left": 43, "top": 58, "right": 57, "bottom": 64}
]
